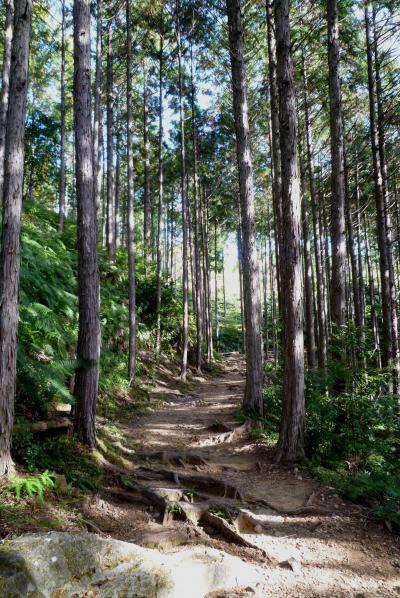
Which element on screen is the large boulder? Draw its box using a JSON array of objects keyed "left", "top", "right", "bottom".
[{"left": 0, "top": 532, "right": 263, "bottom": 597}]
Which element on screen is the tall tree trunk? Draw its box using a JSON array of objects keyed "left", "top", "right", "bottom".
[
  {"left": 226, "top": 0, "right": 263, "bottom": 416},
  {"left": 327, "top": 0, "right": 346, "bottom": 327},
  {"left": 203, "top": 189, "right": 213, "bottom": 361},
  {"left": 190, "top": 41, "right": 203, "bottom": 373},
  {"left": 93, "top": 0, "right": 102, "bottom": 218},
  {"left": 365, "top": 5, "right": 394, "bottom": 382},
  {"left": 106, "top": 22, "right": 115, "bottom": 262},
  {"left": 73, "top": 0, "right": 101, "bottom": 448},
  {"left": 372, "top": 6, "right": 399, "bottom": 394},
  {"left": 362, "top": 209, "right": 381, "bottom": 366},
  {"left": 266, "top": 0, "right": 282, "bottom": 310},
  {"left": 222, "top": 251, "right": 227, "bottom": 317},
  {"left": 274, "top": 0, "right": 305, "bottom": 462},
  {"left": 302, "top": 59, "right": 326, "bottom": 369},
  {"left": 58, "top": 0, "right": 67, "bottom": 232},
  {"left": 344, "top": 150, "right": 363, "bottom": 330},
  {"left": 126, "top": 0, "right": 136, "bottom": 381},
  {"left": 299, "top": 134, "right": 316, "bottom": 368},
  {"left": 143, "top": 59, "right": 152, "bottom": 261},
  {"left": 155, "top": 13, "right": 164, "bottom": 354},
  {"left": 237, "top": 215, "right": 245, "bottom": 354},
  {"left": 115, "top": 138, "right": 120, "bottom": 249},
  {"left": 176, "top": 0, "right": 189, "bottom": 380},
  {"left": 214, "top": 220, "right": 220, "bottom": 353},
  {"left": 0, "top": 0, "right": 32, "bottom": 475},
  {"left": 0, "top": 0, "right": 14, "bottom": 210}
]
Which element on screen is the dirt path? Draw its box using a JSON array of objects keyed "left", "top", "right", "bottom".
[{"left": 89, "top": 355, "right": 400, "bottom": 597}]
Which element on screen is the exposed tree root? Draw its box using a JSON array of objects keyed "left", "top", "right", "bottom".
[
  {"left": 111, "top": 474, "right": 268, "bottom": 555},
  {"left": 249, "top": 497, "right": 338, "bottom": 516},
  {"left": 140, "top": 450, "right": 209, "bottom": 468},
  {"left": 196, "top": 420, "right": 253, "bottom": 446},
  {"left": 135, "top": 467, "right": 243, "bottom": 500},
  {"left": 140, "top": 524, "right": 205, "bottom": 549},
  {"left": 199, "top": 511, "right": 267, "bottom": 556},
  {"left": 13, "top": 418, "right": 72, "bottom": 434}
]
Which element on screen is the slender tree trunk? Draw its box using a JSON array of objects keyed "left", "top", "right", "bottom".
[
  {"left": 222, "top": 251, "right": 227, "bottom": 317},
  {"left": 237, "top": 218, "right": 245, "bottom": 354},
  {"left": 155, "top": 14, "right": 164, "bottom": 354},
  {"left": 143, "top": 59, "right": 152, "bottom": 261},
  {"left": 354, "top": 159, "right": 365, "bottom": 327},
  {"left": 73, "top": 0, "right": 100, "bottom": 448},
  {"left": 365, "top": 5, "right": 394, "bottom": 381},
  {"left": 302, "top": 59, "right": 326, "bottom": 370},
  {"left": 0, "top": 0, "right": 14, "bottom": 210},
  {"left": 274, "top": 0, "right": 305, "bottom": 462},
  {"left": 299, "top": 135, "right": 316, "bottom": 368},
  {"left": 203, "top": 189, "right": 213, "bottom": 361},
  {"left": 190, "top": 42, "right": 203, "bottom": 373},
  {"left": 176, "top": 0, "right": 189, "bottom": 380},
  {"left": 0, "top": 0, "right": 32, "bottom": 475},
  {"left": 266, "top": 0, "right": 282, "bottom": 310},
  {"left": 327, "top": 0, "right": 346, "bottom": 327},
  {"left": 115, "top": 139, "right": 120, "bottom": 249},
  {"left": 106, "top": 22, "right": 115, "bottom": 262},
  {"left": 362, "top": 209, "right": 381, "bottom": 366},
  {"left": 93, "top": 0, "right": 102, "bottom": 219},
  {"left": 58, "top": 0, "right": 67, "bottom": 232},
  {"left": 126, "top": 0, "right": 136, "bottom": 381},
  {"left": 226, "top": 0, "right": 263, "bottom": 416},
  {"left": 372, "top": 6, "right": 399, "bottom": 394},
  {"left": 214, "top": 220, "right": 220, "bottom": 353},
  {"left": 344, "top": 151, "right": 363, "bottom": 330}
]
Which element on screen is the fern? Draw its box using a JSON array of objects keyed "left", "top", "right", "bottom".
[{"left": 5, "top": 470, "right": 56, "bottom": 503}]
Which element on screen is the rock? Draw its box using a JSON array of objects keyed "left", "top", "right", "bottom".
[
  {"left": 279, "top": 557, "right": 302, "bottom": 574},
  {"left": 0, "top": 532, "right": 263, "bottom": 597}
]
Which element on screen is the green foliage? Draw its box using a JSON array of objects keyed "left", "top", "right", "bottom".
[
  {"left": 262, "top": 328, "right": 400, "bottom": 528},
  {"left": 18, "top": 205, "right": 78, "bottom": 417},
  {"left": 12, "top": 433, "right": 101, "bottom": 491},
  {"left": 5, "top": 470, "right": 56, "bottom": 503},
  {"left": 218, "top": 301, "right": 243, "bottom": 353}
]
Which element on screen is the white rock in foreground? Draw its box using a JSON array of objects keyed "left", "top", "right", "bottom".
[{"left": 0, "top": 531, "right": 263, "bottom": 597}]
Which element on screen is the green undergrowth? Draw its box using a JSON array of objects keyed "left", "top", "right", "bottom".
[
  {"left": 12, "top": 204, "right": 186, "bottom": 470},
  {"left": 261, "top": 332, "right": 400, "bottom": 530}
]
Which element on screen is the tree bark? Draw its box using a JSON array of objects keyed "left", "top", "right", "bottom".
[
  {"left": 274, "top": 0, "right": 305, "bottom": 462},
  {"left": 226, "top": 0, "right": 263, "bottom": 416},
  {"left": 190, "top": 41, "right": 203, "bottom": 373},
  {"left": 93, "top": 0, "right": 102, "bottom": 219},
  {"left": 365, "top": 5, "right": 394, "bottom": 382},
  {"left": 58, "top": 0, "right": 67, "bottom": 232},
  {"left": 327, "top": 0, "right": 346, "bottom": 327},
  {"left": 214, "top": 220, "right": 220, "bottom": 353},
  {"left": 73, "top": 0, "right": 101, "bottom": 448},
  {"left": 143, "top": 59, "right": 152, "bottom": 261},
  {"left": 344, "top": 150, "right": 363, "bottom": 330},
  {"left": 0, "top": 0, "right": 14, "bottom": 211},
  {"left": 126, "top": 0, "right": 136, "bottom": 381},
  {"left": 299, "top": 133, "right": 316, "bottom": 368},
  {"left": 0, "top": 0, "right": 32, "bottom": 475},
  {"left": 266, "top": 0, "right": 282, "bottom": 310},
  {"left": 372, "top": 6, "right": 399, "bottom": 394},
  {"left": 302, "top": 59, "right": 326, "bottom": 370},
  {"left": 176, "top": 0, "right": 189, "bottom": 380},
  {"left": 155, "top": 13, "right": 164, "bottom": 354},
  {"left": 106, "top": 22, "right": 115, "bottom": 262}
]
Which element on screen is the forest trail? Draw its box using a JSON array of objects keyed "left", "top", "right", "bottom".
[{"left": 87, "top": 355, "right": 400, "bottom": 597}]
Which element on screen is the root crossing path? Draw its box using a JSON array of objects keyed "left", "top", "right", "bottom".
[{"left": 90, "top": 354, "right": 400, "bottom": 597}]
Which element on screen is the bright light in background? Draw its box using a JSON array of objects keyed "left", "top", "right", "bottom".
[{"left": 223, "top": 234, "right": 240, "bottom": 301}]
